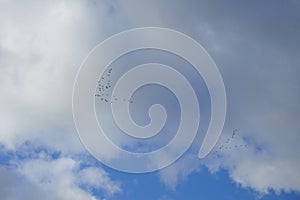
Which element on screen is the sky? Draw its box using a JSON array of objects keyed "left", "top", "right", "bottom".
[{"left": 0, "top": 0, "right": 300, "bottom": 199}]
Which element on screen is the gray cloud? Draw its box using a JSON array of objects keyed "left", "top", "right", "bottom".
[{"left": 115, "top": 0, "right": 300, "bottom": 193}]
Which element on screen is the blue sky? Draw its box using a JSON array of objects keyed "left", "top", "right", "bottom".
[{"left": 0, "top": 0, "right": 300, "bottom": 199}]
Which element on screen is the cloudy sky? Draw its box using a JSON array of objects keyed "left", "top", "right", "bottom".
[{"left": 0, "top": 0, "right": 300, "bottom": 199}]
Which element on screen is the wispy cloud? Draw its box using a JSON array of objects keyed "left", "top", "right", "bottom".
[{"left": 0, "top": 144, "right": 122, "bottom": 200}]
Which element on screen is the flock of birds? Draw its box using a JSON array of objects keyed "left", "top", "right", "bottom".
[
  {"left": 95, "top": 68, "right": 249, "bottom": 156},
  {"left": 95, "top": 67, "right": 134, "bottom": 104},
  {"left": 213, "top": 129, "right": 248, "bottom": 155}
]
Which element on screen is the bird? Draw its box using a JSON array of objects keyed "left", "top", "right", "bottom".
[{"left": 232, "top": 129, "right": 237, "bottom": 138}]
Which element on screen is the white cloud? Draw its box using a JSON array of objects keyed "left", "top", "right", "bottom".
[
  {"left": 0, "top": 155, "right": 121, "bottom": 200},
  {"left": 78, "top": 167, "right": 122, "bottom": 197},
  {"left": 19, "top": 157, "right": 95, "bottom": 200},
  {"left": 0, "top": 0, "right": 126, "bottom": 151},
  {"left": 0, "top": 0, "right": 126, "bottom": 199},
  {"left": 159, "top": 154, "right": 200, "bottom": 189}
]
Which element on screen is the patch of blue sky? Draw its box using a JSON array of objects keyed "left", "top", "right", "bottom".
[
  {"left": 105, "top": 166, "right": 300, "bottom": 200},
  {"left": 0, "top": 144, "right": 15, "bottom": 167},
  {"left": 1, "top": 141, "right": 299, "bottom": 200}
]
